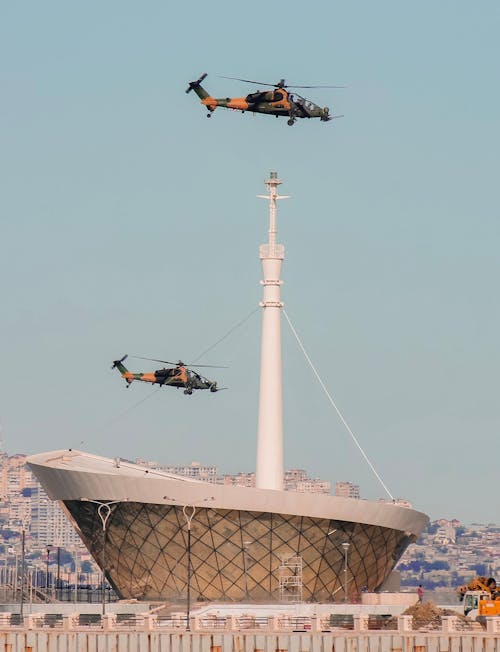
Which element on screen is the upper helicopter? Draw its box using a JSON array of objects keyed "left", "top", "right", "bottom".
[
  {"left": 186, "top": 73, "right": 344, "bottom": 126},
  {"left": 112, "top": 355, "right": 224, "bottom": 395}
]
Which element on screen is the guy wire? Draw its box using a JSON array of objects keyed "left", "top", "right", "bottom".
[{"left": 283, "top": 308, "right": 394, "bottom": 501}]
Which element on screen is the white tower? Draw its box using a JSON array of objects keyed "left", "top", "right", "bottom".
[{"left": 256, "top": 172, "right": 288, "bottom": 491}]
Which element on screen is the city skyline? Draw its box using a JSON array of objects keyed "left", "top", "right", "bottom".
[{"left": 0, "top": 449, "right": 495, "bottom": 531}]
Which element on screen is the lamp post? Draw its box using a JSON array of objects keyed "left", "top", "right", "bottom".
[
  {"left": 243, "top": 541, "right": 252, "bottom": 601},
  {"left": 19, "top": 529, "right": 25, "bottom": 617},
  {"left": 162, "top": 495, "right": 214, "bottom": 630},
  {"left": 182, "top": 505, "right": 196, "bottom": 631},
  {"left": 341, "top": 542, "right": 350, "bottom": 603},
  {"left": 46, "top": 546, "right": 52, "bottom": 597},
  {"left": 56, "top": 547, "right": 61, "bottom": 601},
  {"left": 82, "top": 499, "right": 121, "bottom": 616}
]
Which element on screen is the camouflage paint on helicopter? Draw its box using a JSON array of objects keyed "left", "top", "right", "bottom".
[
  {"left": 111, "top": 355, "right": 222, "bottom": 395},
  {"left": 186, "top": 73, "right": 342, "bottom": 126}
]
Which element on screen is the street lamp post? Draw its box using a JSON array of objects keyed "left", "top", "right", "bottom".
[
  {"left": 182, "top": 505, "right": 196, "bottom": 632},
  {"left": 19, "top": 529, "right": 25, "bottom": 617},
  {"left": 56, "top": 547, "right": 61, "bottom": 601},
  {"left": 341, "top": 542, "right": 350, "bottom": 603},
  {"left": 243, "top": 541, "right": 252, "bottom": 601},
  {"left": 162, "top": 495, "right": 214, "bottom": 630},
  {"left": 82, "top": 499, "right": 121, "bottom": 616},
  {"left": 46, "top": 546, "right": 52, "bottom": 597}
]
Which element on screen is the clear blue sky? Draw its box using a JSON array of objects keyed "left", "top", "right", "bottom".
[{"left": 1, "top": 1, "right": 499, "bottom": 523}]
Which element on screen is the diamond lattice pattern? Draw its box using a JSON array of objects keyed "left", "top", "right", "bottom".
[{"left": 64, "top": 501, "right": 415, "bottom": 602}]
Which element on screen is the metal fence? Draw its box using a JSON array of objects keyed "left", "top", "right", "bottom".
[{"left": 0, "top": 567, "right": 118, "bottom": 604}]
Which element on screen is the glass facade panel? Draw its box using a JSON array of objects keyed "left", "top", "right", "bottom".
[{"left": 64, "top": 500, "right": 416, "bottom": 602}]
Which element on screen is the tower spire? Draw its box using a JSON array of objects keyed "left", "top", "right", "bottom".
[{"left": 255, "top": 172, "right": 288, "bottom": 491}]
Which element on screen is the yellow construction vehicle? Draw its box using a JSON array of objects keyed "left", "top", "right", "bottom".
[{"left": 457, "top": 577, "right": 500, "bottom": 618}]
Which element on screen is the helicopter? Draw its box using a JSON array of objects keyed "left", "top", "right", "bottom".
[
  {"left": 186, "top": 73, "right": 344, "bottom": 126},
  {"left": 111, "top": 355, "right": 224, "bottom": 395}
]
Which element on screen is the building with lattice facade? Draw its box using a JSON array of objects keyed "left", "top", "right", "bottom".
[
  {"left": 28, "top": 449, "right": 428, "bottom": 602},
  {"left": 26, "top": 173, "right": 428, "bottom": 603}
]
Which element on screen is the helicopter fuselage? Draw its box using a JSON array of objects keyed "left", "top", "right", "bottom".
[
  {"left": 186, "top": 74, "right": 331, "bottom": 125},
  {"left": 204, "top": 89, "right": 290, "bottom": 115},
  {"left": 112, "top": 357, "right": 219, "bottom": 395},
  {"left": 203, "top": 90, "right": 329, "bottom": 121}
]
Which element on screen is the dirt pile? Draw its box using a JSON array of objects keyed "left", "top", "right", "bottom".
[{"left": 402, "top": 601, "right": 463, "bottom": 630}]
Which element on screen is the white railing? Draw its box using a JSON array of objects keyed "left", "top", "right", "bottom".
[{"left": 0, "top": 611, "right": 497, "bottom": 634}]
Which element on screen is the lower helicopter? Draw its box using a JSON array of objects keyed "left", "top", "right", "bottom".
[
  {"left": 186, "top": 73, "right": 344, "bottom": 126},
  {"left": 111, "top": 355, "right": 224, "bottom": 395}
]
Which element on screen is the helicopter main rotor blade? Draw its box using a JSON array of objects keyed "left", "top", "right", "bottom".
[
  {"left": 131, "top": 356, "right": 177, "bottom": 365},
  {"left": 286, "top": 84, "right": 347, "bottom": 89},
  {"left": 187, "top": 364, "right": 228, "bottom": 369},
  {"left": 131, "top": 355, "right": 227, "bottom": 369},
  {"left": 219, "top": 76, "right": 346, "bottom": 90},
  {"left": 219, "top": 75, "right": 278, "bottom": 87}
]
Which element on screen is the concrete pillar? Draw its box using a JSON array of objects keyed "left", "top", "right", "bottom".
[
  {"left": 353, "top": 615, "right": 369, "bottom": 631},
  {"left": 441, "top": 616, "right": 456, "bottom": 633},
  {"left": 62, "top": 614, "right": 77, "bottom": 631},
  {"left": 226, "top": 616, "right": 239, "bottom": 631},
  {"left": 310, "top": 616, "right": 321, "bottom": 632},
  {"left": 142, "top": 614, "right": 156, "bottom": 631},
  {"left": 397, "top": 615, "right": 412, "bottom": 632},
  {"left": 268, "top": 616, "right": 281, "bottom": 631},
  {"left": 102, "top": 613, "right": 116, "bottom": 630},
  {"left": 486, "top": 617, "right": 499, "bottom": 634},
  {"left": 26, "top": 614, "right": 38, "bottom": 630}
]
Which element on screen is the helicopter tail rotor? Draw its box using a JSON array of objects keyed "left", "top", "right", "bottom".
[
  {"left": 185, "top": 73, "right": 208, "bottom": 94},
  {"left": 111, "top": 354, "right": 128, "bottom": 370}
]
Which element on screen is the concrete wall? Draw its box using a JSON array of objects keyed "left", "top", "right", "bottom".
[{"left": 0, "top": 630, "right": 499, "bottom": 652}]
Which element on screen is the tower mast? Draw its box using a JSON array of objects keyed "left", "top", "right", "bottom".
[{"left": 256, "top": 172, "right": 288, "bottom": 491}]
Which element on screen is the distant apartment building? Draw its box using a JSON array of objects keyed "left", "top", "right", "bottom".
[
  {"left": 0, "top": 453, "right": 80, "bottom": 547},
  {"left": 0, "top": 452, "right": 36, "bottom": 530},
  {"left": 0, "top": 452, "right": 35, "bottom": 498},
  {"left": 136, "top": 460, "right": 219, "bottom": 483},
  {"left": 222, "top": 472, "right": 255, "bottom": 488},
  {"left": 136, "top": 461, "right": 331, "bottom": 493},
  {"left": 334, "top": 481, "right": 360, "bottom": 499},
  {"left": 29, "top": 485, "right": 81, "bottom": 547},
  {"left": 285, "top": 469, "right": 330, "bottom": 494}
]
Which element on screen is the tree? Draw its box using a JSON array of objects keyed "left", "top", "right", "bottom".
[
  {"left": 81, "top": 560, "right": 94, "bottom": 573},
  {"left": 0, "top": 529, "right": 18, "bottom": 540},
  {"left": 472, "top": 563, "right": 488, "bottom": 577}
]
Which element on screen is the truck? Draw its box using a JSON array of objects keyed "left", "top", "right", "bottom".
[{"left": 457, "top": 577, "right": 500, "bottom": 619}]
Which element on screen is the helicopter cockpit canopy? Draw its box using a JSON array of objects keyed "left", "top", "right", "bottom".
[{"left": 289, "top": 94, "right": 320, "bottom": 115}]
